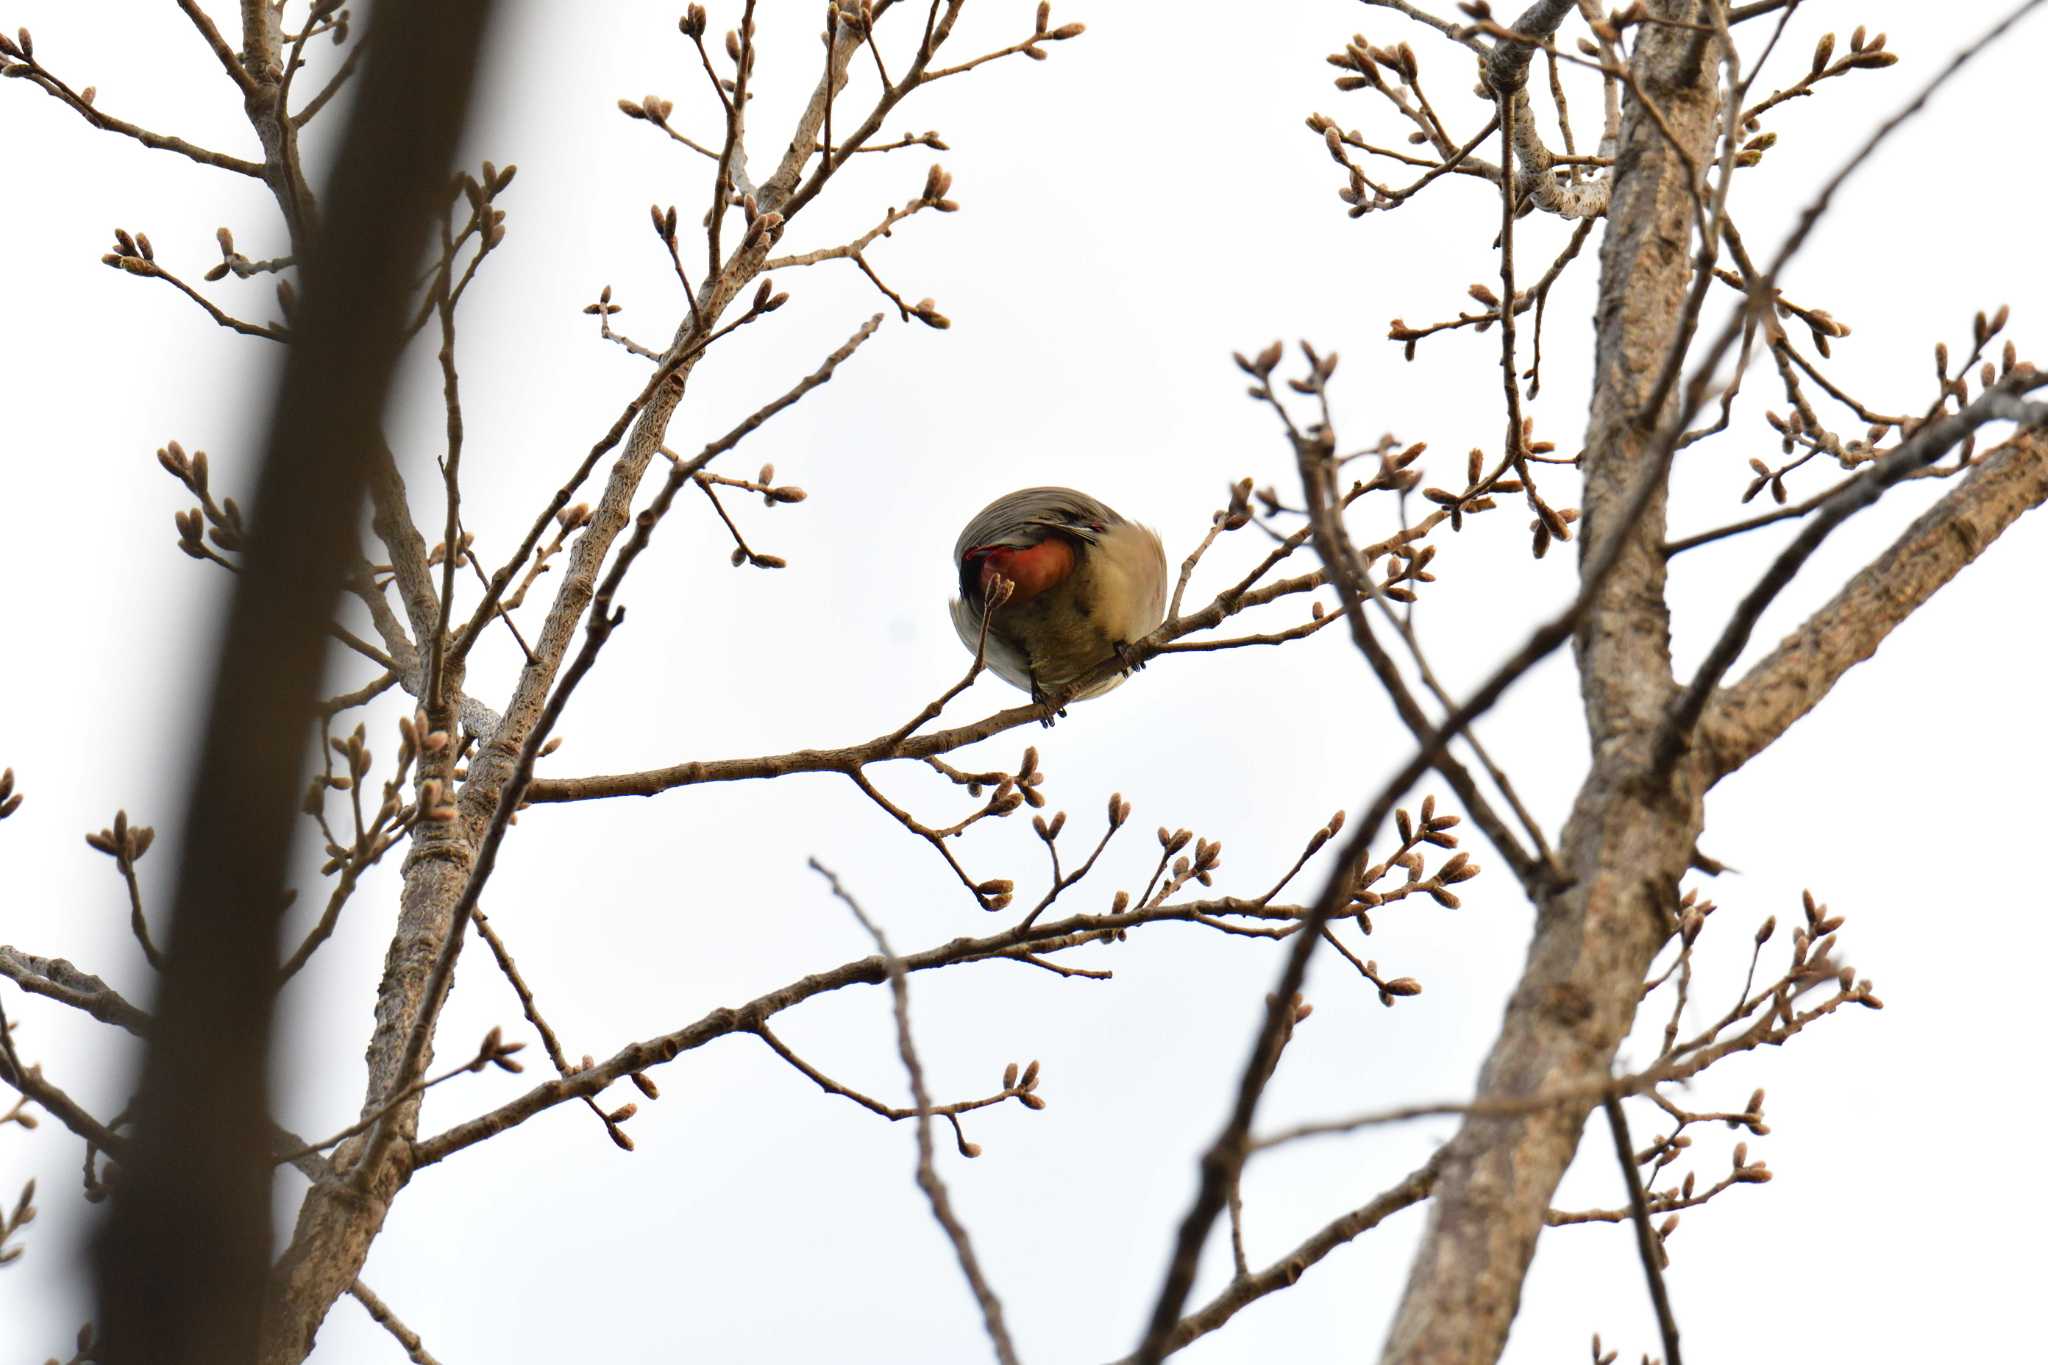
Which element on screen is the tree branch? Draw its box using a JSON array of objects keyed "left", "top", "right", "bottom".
[
  {"left": 408, "top": 893, "right": 1327, "bottom": 1168},
  {"left": 0, "top": 946, "right": 153, "bottom": 1036},
  {"left": 809, "top": 861, "right": 1019, "bottom": 1365},
  {"left": 523, "top": 568, "right": 1330, "bottom": 803},
  {"left": 0, "top": 999, "right": 126, "bottom": 1157},
  {"left": 1699, "top": 428, "right": 2048, "bottom": 778},
  {"left": 175, "top": 0, "right": 259, "bottom": 96},
  {"left": 1103, "top": 1157, "right": 1441, "bottom": 1364},
  {"left": 0, "top": 50, "right": 264, "bottom": 175},
  {"left": 347, "top": 1281, "right": 442, "bottom": 1365},
  {"left": 1659, "top": 385, "right": 2047, "bottom": 774},
  {"left": 1603, "top": 1095, "right": 1683, "bottom": 1365}
]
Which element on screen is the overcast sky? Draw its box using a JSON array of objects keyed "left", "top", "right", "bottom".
[{"left": 3, "top": 3, "right": 2044, "bottom": 1362}]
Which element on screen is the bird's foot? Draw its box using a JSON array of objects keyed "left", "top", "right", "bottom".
[
  {"left": 1113, "top": 640, "right": 1147, "bottom": 675},
  {"left": 1029, "top": 681, "right": 1066, "bottom": 727}
]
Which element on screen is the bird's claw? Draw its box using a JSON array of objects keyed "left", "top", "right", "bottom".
[
  {"left": 1113, "top": 640, "right": 1147, "bottom": 675},
  {"left": 1029, "top": 681, "right": 1066, "bottom": 727}
]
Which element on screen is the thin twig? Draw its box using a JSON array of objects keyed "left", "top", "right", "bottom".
[
  {"left": 1603, "top": 1096, "right": 1683, "bottom": 1365},
  {"left": 469, "top": 906, "right": 630, "bottom": 1147},
  {"left": 1101, "top": 1157, "right": 1442, "bottom": 1364},
  {"left": 524, "top": 565, "right": 1337, "bottom": 803},
  {"left": 175, "top": 0, "right": 258, "bottom": 95},
  {"left": 349, "top": 1280, "right": 443, "bottom": 1365},
  {"left": 116, "top": 853, "right": 164, "bottom": 971},
  {"left": 292, "top": 29, "right": 369, "bottom": 127},
  {"left": 809, "top": 861, "right": 1019, "bottom": 1365},
  {"left": 291, "top": 1036, "right": 513, "bottom": 1167},
  {"left": 706, "top": 0, "right": 759, "bottom": 275},
  {"left": 450, "top": 301, "right": 784, "bottom": 664},
  {"left": 360, "top": 315, "right": 884, "bottom": 1180},
  {"left": 1, "top": 55, "right": 264, "bottom": 176},
  {"left": 408, "top": 892, "right": 1341, "bottom": 1168},
  {"left": 425, "top": 214, "right": 465, "bottom": 714},
  {"left": 0, "top": 999, "right": 126, "bottom": 1155}
]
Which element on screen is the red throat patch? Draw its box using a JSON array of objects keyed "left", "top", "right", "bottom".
[{"left": 966, "top": 537, "right": 1075, "bottom": 606}]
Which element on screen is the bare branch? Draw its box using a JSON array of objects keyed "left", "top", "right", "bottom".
[
  {"left": 292, "top": 32, "right": 368, "bottom": 128},
  {"left": 289, "top": 1029, "right": 523, "bottom": 1168},
  {"left": 0, "top": 946, "right": 152, "bottom": 1036},
  {"left": 362, "top": 314, "right": 884, "bottom": 1180},
  {"left": 0, "top": 51, "right": 263, "bottom": 175},
  {"left": 1102, "top": 1157, "right": 1441, "bottom": 1364},
  {"left": 1602, "top": 1096, "right": 1684, "bottom": 1365},
  {"left": 102, "top": 249, "right": 289, "bottom": 339},
  {"left": 1658, "top": 384, "right": 2047, "bottom": 774},
  {"left": 410, "top": 892, "right": 1338, "bottom": 1168},
  {"left": 469, "top": 907, "right": 635, "bottom": 1150},
  {"left": 1701, "top": 429, "right": 2048, "bottom": 777},
  {"left": 809, "top": 861, "right": 1019, "bottom": 1365},
  {"left": 347, "top": 1281, "right": 443, "bottom": 1365},
  {"left": 175, "top": 0, "right": 258, "bottom": 96},
  {"left": 0, "top": 999, "right": 126, "bottom": 1157},
  {"left": 524, "top": 567, "right": 1336, "bottom": 803},
  {"left": 1130, "top": 364, "right": 1694, "bottom": 1361}
]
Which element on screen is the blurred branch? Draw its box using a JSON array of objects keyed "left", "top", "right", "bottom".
[{"left": 81, "top": 3, "right": 498, "bottom": 1363}]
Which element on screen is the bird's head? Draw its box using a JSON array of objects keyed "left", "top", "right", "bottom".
[
  {"left": 959, "top": 535, "right": 1076, "bottom": 607},
  {"left": 954, "top": 487, "right": 1119, "bottom": 607}
]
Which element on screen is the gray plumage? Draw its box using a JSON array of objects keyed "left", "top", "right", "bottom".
[{"left": 949, "top": 486, "right": 1167, "bottom": 703}]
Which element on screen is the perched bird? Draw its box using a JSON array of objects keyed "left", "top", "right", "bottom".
[{"left": 950, "top": 486, "right": 1167, "bottom": 713}]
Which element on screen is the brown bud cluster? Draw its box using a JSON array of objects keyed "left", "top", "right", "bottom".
[{"left": 84, "top": 809, "right": 156, "bottom": 864}]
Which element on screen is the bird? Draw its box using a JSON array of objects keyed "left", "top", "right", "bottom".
[{"left": 950, "top": 486, "right": 1167, "bottom": 717}]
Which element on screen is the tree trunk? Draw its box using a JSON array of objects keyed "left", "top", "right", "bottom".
[{"left": 1380, "top": 7, "right": 1721, "bottom": 1360}]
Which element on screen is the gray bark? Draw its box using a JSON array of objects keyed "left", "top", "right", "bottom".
[{"left": 1381, "top": 7, "right": 1721, "bottom": 1359}]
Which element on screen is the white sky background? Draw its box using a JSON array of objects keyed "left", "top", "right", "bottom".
[{"left": 3, "top": 2, "right": 2045, "bottom": 1361}]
